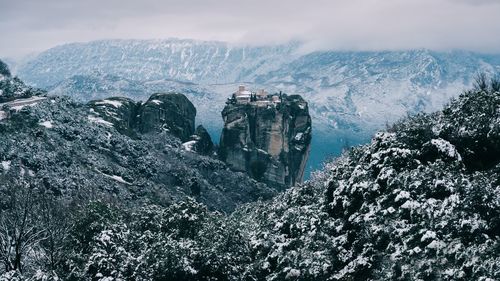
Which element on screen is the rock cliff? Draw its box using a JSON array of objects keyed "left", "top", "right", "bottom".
[
  {"left": 138, "top": 93, "right": 196, "bottom": 140},
  {"left": 189, "top": 125, "right": 214, "bottom": 155},
  {"left": 88, "top": 93, "right": 197, "bottom": 142},
  {"left": 219, "top": 92, "right": 311, "bottom": 188}
]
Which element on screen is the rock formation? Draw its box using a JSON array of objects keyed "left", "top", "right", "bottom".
[
  {"left": 219, "top": 91, "right": 311, "bottom": 188},
  {"left": 138, "top": 93, "right": 196, "bottom": 140},
  {"left": 189, "top": 125, "right": 214, "bottom": 155},
  {"left": 89, "top": 93, "right": 197, "bottom": 141}
]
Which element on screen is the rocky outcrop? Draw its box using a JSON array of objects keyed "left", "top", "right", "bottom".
[
  {"left": 88, "top": 93, "right": 197, "bottom": 141},
  {"left": 139, "top": 93, "right": 196, "bottom": 140},
  {"left": 189, "top": 125, "right": 214, "bottom": 155},
  {"left": 88, "top": 97, "right": 141, "bottom": 136},
  {"left": 219, "top": 93, "right": 311, "bottom": 188},
  {"left": 180, "top": 125, "right": 214, "bottom": 155}
]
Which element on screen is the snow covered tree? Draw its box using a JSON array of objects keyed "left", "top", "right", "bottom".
[{"left": 0, "top": 182, "right": 45, "bottom": 273}]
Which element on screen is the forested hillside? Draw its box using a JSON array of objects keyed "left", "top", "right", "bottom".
[{"left": 2, "top": 75, "right": 498, "bottom": 280}]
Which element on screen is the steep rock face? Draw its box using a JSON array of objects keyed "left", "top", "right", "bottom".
[
  {"left": 190, "top": 125, "right": 214, "bottom": 155},
  {"left": 138, "top": 93, "right": 196, "bottom": 141},
  {"left": 219, "top": 94, "right": 311, "bottom": 188},
  {"left": 89, "top": 93, "right": 197, "bottom": 141},
  {"left": 88, "top": 97, "right": 141, "bottom": 136}
]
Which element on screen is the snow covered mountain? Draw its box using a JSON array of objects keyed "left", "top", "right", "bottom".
[
  {"left": 17, "top": 39, "right": 299, "bottom": 88},
  {"left": 14, "top": 39, "right": 500, "bottom": 174}
]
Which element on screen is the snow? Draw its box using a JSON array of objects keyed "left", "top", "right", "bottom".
[
  {"left": 88, "top": 115, "right": 114, "bottom": 127},
  {"left": 261, "top": 261, "right": 271, "bottom": 270},
  {"left": 395, "top": 190, "right": 411, "bottom": 202},
  {"left": 294, "top": 132, "right": 303, "bottom": 141},
  {"left": 14, "top": 40, "right": 498, "bottom": 188},
  {"left": 257, "top": 148, "right": 269, "bottom": 155},
  {"left": 285, "top": 269, "right": 301, "bottom": 279},
  {"left": 39, "top": 120, "right": 54, "bottom": 128},
  {"left": 107, "top": 174, "right": 131, "bottom": 185},
  {"left": 182, "top": 140, "right": 197, "bottom": 151},
  {"left": 427, "top": 240, "right": 445, "bottom": 249},
  {"left": 151, "top": 99, "right": 163, "bottom": 105},
  {"left": 421, "top": 230, "right": 437, "bottom": 242},
  {"left": 431, "top": 138, "right": 462, "bottom": 161},
  {"left": 9, "top": 96, "right": 46, "bottom": 104},
  {"left": 0, "top": 111, "right": 6, "bottom": 120},
  {"left": 0, "top": 96, "right": 47, "bottom": 111},
  {"left": 11, "top": 105, "right": 28, "bottom": 111},
  {"left": 1, "top": 160, "right": 11, "bottom": 171},
  {"left": 412, "top": 246, "right": 422, "bottom": 254},
  {"left": 400, "top": 200, "right": 421, "bottom": 209},
  {"left": 95, "top": 99, "right": 123, "bottom": 108}
]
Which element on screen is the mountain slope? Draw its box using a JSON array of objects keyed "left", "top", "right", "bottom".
[
  {"left": 0, "top": 64, "right": 275, "bottom": 213},
  {"left": 17, "top": 39, "right": 299, "bottom": 88},
  {"left": 10, "top": 83, "right": 499, "bottom": 280},
  {"left": 15, "top": 40, "right": 500, "bottom": 176},
  {"left": 0, "top": 60, "right": 45, "bottom": 103}
]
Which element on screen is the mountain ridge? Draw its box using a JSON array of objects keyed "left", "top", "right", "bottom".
[{"left": 13, "top": 39, "right": 500, "bottom": 175}]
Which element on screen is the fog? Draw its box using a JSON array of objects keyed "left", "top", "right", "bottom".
[{"left": 1, "top": 0, "right": 499, "bottom": 58}]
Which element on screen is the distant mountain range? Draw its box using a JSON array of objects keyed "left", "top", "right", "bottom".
[{"left": 11, "top": 39, "right": 500, "bottom": 175}]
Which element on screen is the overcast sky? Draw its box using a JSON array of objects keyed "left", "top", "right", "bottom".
[{"left": 1, "top": 0, "right": 500, "bottom": 58}]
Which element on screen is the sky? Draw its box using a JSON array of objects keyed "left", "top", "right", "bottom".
[{"left": 1, "top": 0, "right": 500, "bottom": 58}]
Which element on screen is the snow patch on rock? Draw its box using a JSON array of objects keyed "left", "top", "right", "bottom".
[
  {"left": 95, "top": 99, "right": 123, "bottom": 108},
  {"left": 109, "top": 175, "right": 130, "bottom": 184},
  {"left": 88, "top": 115, "right": 114, "bottom": 127},
  {"left": 39, "top": 120, "right": 54, "bottom": 128},
  {"left": 182, "top": 140, "right": 197, "bottom": 152}
]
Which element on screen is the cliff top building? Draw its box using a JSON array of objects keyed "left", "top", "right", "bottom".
[
  {"left": 231, "top": 85, "right": 281, "bottom": 105},
  {"left": 220, "top": 91, "right": 312, "bottom": 188}
]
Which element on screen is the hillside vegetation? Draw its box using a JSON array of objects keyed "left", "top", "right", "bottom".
[{"left": 1, "top": 75, "right": 498, "bottom": 280}]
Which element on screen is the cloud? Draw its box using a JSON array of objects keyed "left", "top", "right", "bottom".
[{"left": 1, "top": 0, "right": 499, "bottom": 58}]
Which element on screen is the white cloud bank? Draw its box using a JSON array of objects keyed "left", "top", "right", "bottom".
[{"left": 1, "top": 0, "right": 499, "bottom": 57}]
